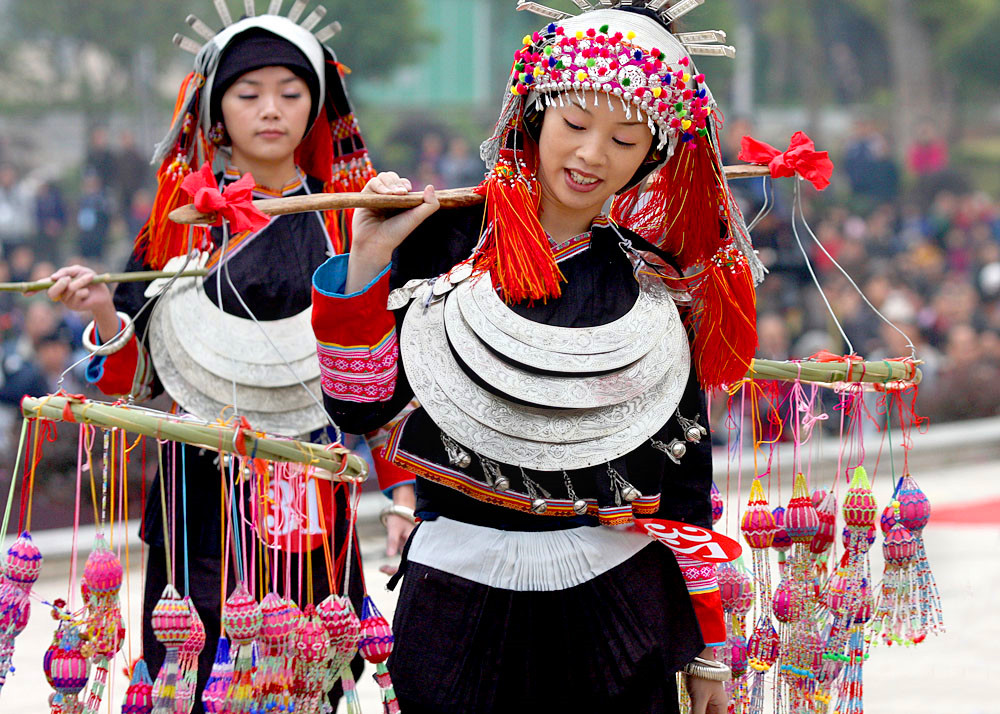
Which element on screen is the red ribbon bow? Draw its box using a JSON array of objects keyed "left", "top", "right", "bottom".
[
  {"left": 738, "top": 131, "right": 834, "bottom": 191},
  {"left": 180, "top": 163, "right": 271, "bottom": 233}
]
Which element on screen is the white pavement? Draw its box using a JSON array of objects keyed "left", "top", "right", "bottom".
[{"left": 2, "top": 446, "right": 999, "bottom": 712}]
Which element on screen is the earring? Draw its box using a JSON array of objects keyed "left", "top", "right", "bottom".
[{"left": 208, "top": 121, "right": 227, "bottom": 146}]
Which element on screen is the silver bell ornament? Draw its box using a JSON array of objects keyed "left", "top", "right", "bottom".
[
  {"left": 685, "top": 425, "right": 705, "bottom": 443},
  {"left": 669, "top": 439, "right": 687, "bottom": 460},
  {"left": 493, "top": 475, "right": 510, "bottom": 492},
  {"left": 531, "top": 499, "right": 548, "bottom": 514},
  {"left": 573, "top": 499, "right": 589, "bottom": 516},
  {"left": 621, "top": 486, "right": 642, "bottom": 503}
]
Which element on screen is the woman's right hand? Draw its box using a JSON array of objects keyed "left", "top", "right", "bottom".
[
  {"left": 346, "top": 172, "right": 439, "bottom": 294},
  {"left": 45, "top": 265, "right": 120, "bottom": 338}
]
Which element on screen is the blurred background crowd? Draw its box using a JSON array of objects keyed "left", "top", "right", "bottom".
[{"left": 0, "top": 0, "right": 996, "bottom": 448}]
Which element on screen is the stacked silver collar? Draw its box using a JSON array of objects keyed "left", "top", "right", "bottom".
[
  {"left": 147, "top": 272, "right": 327, "bottom": 437},
  {"left": 400, "top": 256, "right": 690, "bottom": 471}
]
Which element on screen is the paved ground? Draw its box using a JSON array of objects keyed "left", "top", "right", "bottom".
[{"left": 3, "top": 443, "right": 999, "bottom": 712}]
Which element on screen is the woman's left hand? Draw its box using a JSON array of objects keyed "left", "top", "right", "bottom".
[{"left": 685, "top": 675, "right": 728, "bottom": 714}]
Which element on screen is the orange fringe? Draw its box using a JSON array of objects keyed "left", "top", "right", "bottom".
[{"left": 472, "top": 150, "right": 564, "bottom": 305}]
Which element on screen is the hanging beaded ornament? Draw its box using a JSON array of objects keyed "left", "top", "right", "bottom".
[
  {"left": 121, "top": 660, "right": 154, "bottom": 714},
  {"left": 316, "top": 592, "right": 362, "bottom": 714},
  {"left": 257, "top": 592, "right": 300, "bottom": 712},
  {"left": 175, "top": 597, "right": 205, "bottom": 714},
  {"left": 292, "top": 604, "right": 332, "bottom": 714},
  {"left": 150, "top": 584, "right": 193, "bottom": 714},
  {"left": 50, "top": 624, "right": 90, "bottom": 714},
  {"left": 894, "top": 473, "right": 944, "bottom": 640},
  {"left": 81, "top": 535, "right": 124, "bottom": 714},
  {"left": 739, "top": 478, "right": 778, "bottom": 714},
  {"left": 200, "top": 637, "right": 233, "bottom": 713},
  {"left": 0, "top": 531, "right": 42, "bottom": 692},
  {"left": 358, "top": 595, "right": 398, "bottom": 712},
  {"left": 221, "top": 583, "right": 262, "bottom": 713}
]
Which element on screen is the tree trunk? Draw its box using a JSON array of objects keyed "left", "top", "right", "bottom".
[{"left": 885, "top": 0, "right": 938, "bottom": 160}]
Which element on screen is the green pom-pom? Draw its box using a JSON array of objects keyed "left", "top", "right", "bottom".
[
  {"left": 599, "top": 24, "right": 609, "bottom": 33},
  {"left": 622, "top": 77, "right": 630, "bottom": 86},
  {"left": 674, "top": 102, "right": 684, "bottom": 111},
  {"left": 544, "top": 46, "right": 552, "bottom": 55},
  {"left": 586, "top": 58, "right": 596, "bottom": 67},
  {"left": 677, "top": 108, "right": 687, "bottom": 117},
  {"left": 556, "top": 60, "right": 565, "bottom": 69},
  {"left": 515, "top": 62, "right": 525, "bottom": 71}
]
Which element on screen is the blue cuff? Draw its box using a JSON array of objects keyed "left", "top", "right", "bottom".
[
  {"left": 313, "top": 254, "right": 390, "bottom": 299},
  {"left": 85, "top": 356, "right": 106, "bottom": 384},
  {"left": 382, "top": 479, "right": 416, "bottom": 499}
]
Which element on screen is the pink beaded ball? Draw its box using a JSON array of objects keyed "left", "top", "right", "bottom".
[
  {"left": 222, "top": 583, "right": 262, "bottom": 646},
  {"left": 772, "top": 578, "right": 797, "bottom": 623},
  {"left": 879, "top": 505, "right": 897, "bottom": 534},
  {"left": 317, "top": 593, "right": 361, "bottom": 672},
  {"left": 260, "top": 592, "right": 298, "bottom": 653},
  {"left": 785, "top": 474, "right": 820, "bottom": 542},
  {"left": 717, "top": 562, "right": 753, "bottom": 615},
  {"left": 0, "top": 580, "right": 30, "bottom": 633},
  {"left": 82, "top": 535, "right": 123, "bottom": 595},
  {"left": 728, "top": 633, "right": 748, "bottom": 677},
  {"left": 50, "top": 628, "right": 90, "bottom": 695},
  {"left": 294, "top": 605, "right": 331, "bottom": 664},
  {"left": 4, "top": 531, "right": 42, "bottom": 589},
  {"left": 896, "top": 475, "right": 931, "bottom": 532},
  {"left": 358, "top": 595, "right": 394, "bottom": 664},
  {"left": 151, "top": 584, "right": 193, "bottom": 647}
]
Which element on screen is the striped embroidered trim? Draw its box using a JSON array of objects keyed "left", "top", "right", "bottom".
[
  {"left": 381, "top": 409, "right": 414, "bottom": 464},
  {"left": 674, "top": 554, "right": 720, "bottom": 594},
  {"left": 550, "top": 231, "right": 592, "bottom": 263},
  {"left": 318, "top": 329, "right": 399, "bottom": 403},
  {"left": 389, "top": 443, "right": 661, "bottom": 526},
  {"left": 317, "top": 330, "right": 397, "bottom": 374}
]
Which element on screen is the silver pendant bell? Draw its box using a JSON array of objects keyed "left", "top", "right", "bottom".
[
  {"left": 677, "top": 412, "right": 709, "bottom": 443},
  {"left": 481, "top": 457, "right": 510, "bottom": 492},
  {"left": 521, "top": 468, "right": 551, "bottom": 515},
  {"left": 651, "top": 437, "right": 687, "bottom": 465},
  {"left": 531, "top": 499, "right": 548, "bottom": 514},
  {"left": 493, "top": 475, "right": 510, "bottom": 492},
  {"left": 440, "top": 432, "right": 472, "bottom": 469},
  {"left": 607, "top": 463, "right": 641, "bottom": 507},
  {"left": 621, "top": 486, "right": 641, "bottom": 503},
  {"left": 573, "top": 499, "right": 589, "bottom": 516}
]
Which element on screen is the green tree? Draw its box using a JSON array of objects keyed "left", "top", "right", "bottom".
[{"left": 5, "top": 0, "right": 431, "bottom": 112}]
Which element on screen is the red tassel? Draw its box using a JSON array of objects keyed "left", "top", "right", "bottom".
[
  {"left": 134, "top": 160, "right": 210, "bottom": 270},
  {"left": 686, "top": 251, "right": 758, "bottom": 389},
  {"left": 472, "top": 149, "right": 563, "bottom": 305},
  {"left": 611, "top": 141, "right": 724, "bottom": 270}
]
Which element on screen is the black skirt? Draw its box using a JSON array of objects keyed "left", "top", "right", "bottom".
[{"left": 388, "top": 542, "right": 703, "bottom": 714}]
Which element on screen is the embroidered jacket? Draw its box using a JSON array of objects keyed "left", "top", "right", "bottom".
[{"left": 312, "top": 205, "right": 726, "bottom": 646}]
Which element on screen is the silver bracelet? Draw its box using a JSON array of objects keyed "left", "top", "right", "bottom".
[
  {"left": 379, "top": 503, "right": 416, "bottom": 528},
  {"left": 683, "top": 657, "right": 732, "bottom": 682},
  {"left": 81, "top": 312, "right": 135, "bottom": 357}
]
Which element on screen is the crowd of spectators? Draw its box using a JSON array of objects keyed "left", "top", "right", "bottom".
[{"left": 0, "top": 118, "right": 995, "bottom": 451}]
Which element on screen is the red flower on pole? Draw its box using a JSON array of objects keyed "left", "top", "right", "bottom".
[
  {"left": 738, "top": 131, "right": 834, "bottom": 191},
  {"left": 180, "top": 163, "right": 271, "bottom": 233}
]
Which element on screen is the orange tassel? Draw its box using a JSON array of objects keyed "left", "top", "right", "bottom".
[
  {"left": 686, "top": 251, "right": 758, "bottom": 390},
  {"left": 134, "top": 159, "right": 210, "bottom": 269},
  {"left": 473, "top": 149, "right": 563, "bottom": 305}
]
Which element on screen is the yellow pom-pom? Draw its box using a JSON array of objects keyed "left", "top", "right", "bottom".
[
  {"left": 627, "top": 31, "right": 636, "bottom": 40},
  {"left": 683, "top": 73, "right": 690, "bottom": 82},
  {"left": 652, "top": 87, "right": 662, "bottom": 98},
  {"left": 511, "top": 85, "right": 519, "bottom": 95},
  {"left": 523, "top": 35, "right": 532, "bottom": 46},
  {"left": 576, "top": 31, "right": 584, "bottom": 40},
  {"left": 681, "top": 119, "right": 692, "bottom": 131},
  {"left": 534, "top": 66, "right": 543, "bottom": 77}
]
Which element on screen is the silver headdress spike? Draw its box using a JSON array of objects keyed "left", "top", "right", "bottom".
[
  {"left": 314, "top": 21, "right": 342, "bottom": 44},
  {"left": 300, "top": 5, "right": 327, "bottom": 31},
  {"left": 661, "top": 0, "right": 706, "bottom": 21},
  {"left": 267, "top": 0, "right": 284, "bottom": 13},
  {"left": 515, "top": 1, "right": 572, "bottom": 20},
  {"left": 675, "top": 29, "right": 727, "bottom": 44},
  {"left": 684, "top": 43, "right": 735, "bottom": 58},
  {"left": 286, "top": 0, "right": 308, "bottom": 23},
  {"left": 185, "top": 15, "right": 217, "bottom": 42},
  {"left": 213, "top": 0, "right": 234, "bottom": 27},
  {"left": 243, "top": 0, "right": 256, "bottom": 17},
  {"left": 173, "top": 34, "right": 204, "bottom": 55}
]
